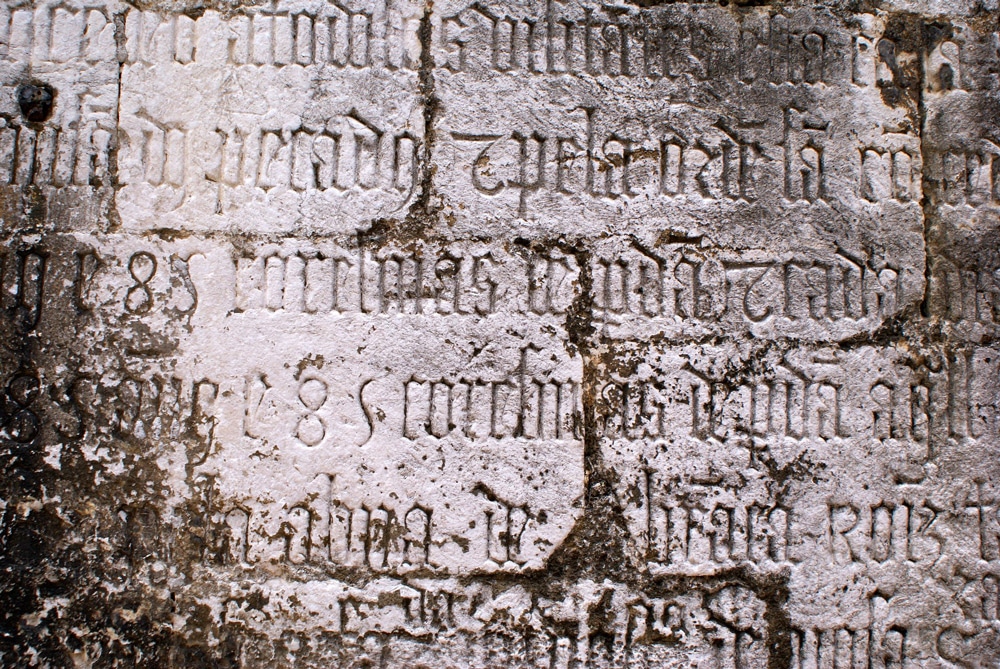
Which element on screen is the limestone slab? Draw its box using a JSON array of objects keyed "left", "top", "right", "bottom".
[{"left": 2, "top": 1, "right": 1000, "bottom": 667}]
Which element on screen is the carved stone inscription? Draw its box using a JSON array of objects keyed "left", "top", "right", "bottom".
[{"left": 2, "top": 0, "right": 1000, "bottom": 666}]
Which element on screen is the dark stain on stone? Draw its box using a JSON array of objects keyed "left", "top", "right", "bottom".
[{"left": 17, "top": 84, "right": 55, "bottom": 124}]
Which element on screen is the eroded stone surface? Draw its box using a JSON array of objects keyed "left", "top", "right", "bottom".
[{"left": 1, "top": 0, "right": 1000, "bottom": 667}]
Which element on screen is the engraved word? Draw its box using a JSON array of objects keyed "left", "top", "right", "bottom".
[
  {"left": 592, "top": 246, "right": 903, "bottom": 330},
  {"left": 0, "top": 4, "right": 115, "bottom": 64},
  {"left": 929, "top": 144, "right": 1000, "bottom": 208},
  {"left": 206, "top": 114, "right": 418, "bottom": 195},
  {"left": 234, "top": 246, "right": 498, "bottom": 316},
  {"left": 860, "top": 146, "right": 920, "bottom": 203},
  {"left": 791, "top": 622, "right": 907, "bottom": 669},
  {"left": 646, "top": 478, "right": 792, "bottom": 570},
  {"left": 1, "top": 249, "right": 45, "bottom": 332},
  {"left": 121, "top": 251, "right": 198, "bottom": 316},
  {"left": 827, "top": 501, "right": 940, "bottom": 566},
  {"left": 403, "top": 346, "right": 581, "bottom": 441},
  {"left": 328, "top": 502, "right": 432, "bottom": 570},
  {"left": 295, "top": 378, "right": 328, "bottom": 446},
  {"left": 338, "top": 583, "right": 457, "bottom": 636},
  {"left": 68, "top": 374, "right": 218, "bottom": 443},
  {"left": 1, "top": 373, "right": 40, "bottom": 443},
  {"left": 924, "top": 38, "right": 973, "bottom": 94},
  {"left": 527, "top": 252, "right": 577, "bottom": 315},
  {"left": 442, "top": 3, "right": 832, "bottom": 86},
  {"left": 476, "top": 485, "right": 528, "bottom": 567},
  {"left": 220, "top": 477, "right": 431, "bottom": 570},
  {"left": 122, "top": 113, "right": 419, "bottom": 200},
  {"left": 597, "top": 380, "right": 666, "bottom": 439},
  {"left": 452, "top": 109, "right": 768, "bottom": 216},
  {"left": 684, "top": 357, "right": 846, "bottom": 444},
  {"left": 929, "top": 260, "right": 1000, "bottom": 327},
  {"left": 782, "top": 106, "right": 828, "bottom": 203},
  {"left": 126, "top": 4, "right": 420, "bottom": 70},
  {"left": 125, "top": 252, "right": 156, "bottom": 314},
  {"left": 0, "top": 116, "right": 113, "bottom": 187},
  {"left": 964, "top": 483, "right": 1000, "bottom": 562},
  {"left": 901, "top": 349, "right": 988, "bottom": 442}
]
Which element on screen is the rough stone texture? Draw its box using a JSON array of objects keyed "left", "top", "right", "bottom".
[{"left": 1, "top": 0, "right": 999, "bottom": 666}]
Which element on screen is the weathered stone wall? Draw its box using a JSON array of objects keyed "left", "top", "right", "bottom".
[{"left": 0, "top": 0, "right": 998, "bottom": 666}]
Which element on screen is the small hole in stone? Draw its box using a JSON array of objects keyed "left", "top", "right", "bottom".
[{"left": 17, "top": 83, "right": 55, "bottom": 123}]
